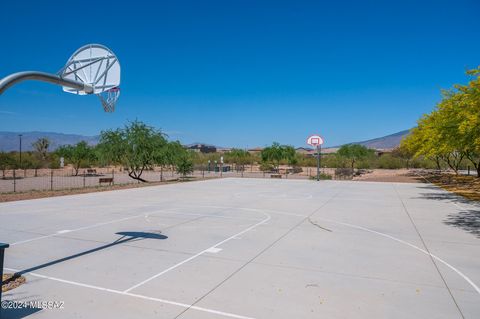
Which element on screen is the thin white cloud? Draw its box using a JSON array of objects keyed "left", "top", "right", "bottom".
[{"left": 0, "top": 110, "right": 18, "bottom": 115}]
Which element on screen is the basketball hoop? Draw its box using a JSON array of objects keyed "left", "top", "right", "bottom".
[
  {"left": 306, "top": 134, "right": 325, "bottom": 182},
  {"left": 307, "top": 135, "right": 324, "bottom": 147},
  {"left": 0, "top": 43, "right": 121, "bottom": 113},
  {"left": 97, "top": 87, "right": 120, "bottom": 112}
]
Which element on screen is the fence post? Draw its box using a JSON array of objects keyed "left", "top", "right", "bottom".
[
  {"left": 112, "top": 169, "right": 115, "bottom": 185},
  {"left": 50, "top": 170, "right": 54, "bottom": 191},
  {"left": 202, "top": 168, "right": 205, "bottom": 179},
  {"left": 13, "top": 169, "right": 16, "bottom": 192},
  {"left": 263, "top": 171, "right": 265, "bottom": 178},
  {"left": 0, "top": 243, "right": 9, "bottom": 305},
  {"left": 83, "top": 170, "right": 86, "bottom": 188},
  {"left": 467, "top": 166, "right": 471, "bottom": 176},
  {"left": 24, "top": 169, "right": 27, "bottom": 178}
]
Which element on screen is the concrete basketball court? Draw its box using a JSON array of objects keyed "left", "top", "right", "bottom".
[{"left": 1, "top": 178, "right": 479, "bottom": 318}]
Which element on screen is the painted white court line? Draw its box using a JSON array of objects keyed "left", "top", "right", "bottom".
[
  {"left": 56, "top": 230, "right": 72, "bottom": 234},
  {"left": 199, "top": 202, "right": 480, "bottom": 297},
  {"left": 123, "top": 209, "right": 271, "bottom": 293},
  {"left": 10, "top": 208, "right": 262, "bottom": 247},
  {"left": 149, "top": 208, "right": 264, "bottom": 222},
  {"left": 176, "top": 204, "right": 306, "bottom": 218},
  {"left": 234, "top": 191, "right": 313, "bottom": 201},
  {"left": 316, "top": 217, "right": 480, "bottom": 295},
  {"left": 206, "top": 247, "right": 223, "bottom": 253},
  {"left": 3, "top": 267, "right": 254, "bottom": 319},
  {"left": 10, "top": 214, "right": 147, "bottom": 246}
]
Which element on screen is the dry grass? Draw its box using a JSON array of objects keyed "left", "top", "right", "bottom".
[
  {"left": 420, "top": 173, "right": 480, "bottom": 201},
  {"left": 2, "top": 274, "right": 26, "bottom": 292}
]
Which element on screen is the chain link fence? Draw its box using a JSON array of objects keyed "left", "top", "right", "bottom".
[{"left": 0, "top": 166, "right": 354, "bottom": 194}]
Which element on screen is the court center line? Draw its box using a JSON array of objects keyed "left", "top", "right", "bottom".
[
  {"left": 3, "top": 267, "right": 254, "bottom": 319},
  {"left": 123, "top": 209, "right": 271, "bottom": 293}
]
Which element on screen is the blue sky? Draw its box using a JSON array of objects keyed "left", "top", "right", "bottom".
[{"left": 0, "top": 0, "right": 478, "bottom": 147}]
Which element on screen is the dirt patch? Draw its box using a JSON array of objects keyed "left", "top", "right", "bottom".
[
  {"left": 0, "top": 177, "right": 216, "bottom": 203},
  {"left": 2, "top": 274, "right": 26, "bottom": 292},
  {"left": 353, "top": 169, "right": 423, "bottom": 183}
]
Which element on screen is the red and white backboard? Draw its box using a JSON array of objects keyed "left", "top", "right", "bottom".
[{"left": 307, "top": 135, "right": 324, "bottom": 147}]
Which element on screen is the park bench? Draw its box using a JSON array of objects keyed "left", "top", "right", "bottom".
[
  {"left": 270, "top": 174, "right": 282, "bottom": 179},
  {"left": 85, "top": 169, "right": 97, "bottom": 176},
  {"left": 99, "top": 177, "right": 114, "bottom": 185}
]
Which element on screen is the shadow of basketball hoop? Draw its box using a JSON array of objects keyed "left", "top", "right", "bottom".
[
  {"left": 0, "top": 305, "right": 42, "bottom": 319},
  {"left": 4, "top": 231, "right": 167, "bottom": 284}
]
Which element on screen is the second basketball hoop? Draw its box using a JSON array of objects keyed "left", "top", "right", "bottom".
[
  {"left": 307, "top": 135, "right": 324, "bottom": 147},
  {"left": 307, "top": 134, "right": 324, "bottom": 181}
]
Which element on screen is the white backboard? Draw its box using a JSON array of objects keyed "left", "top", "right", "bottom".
[{"left": 307, "top": 135, "right": 324, "bottom": 147}]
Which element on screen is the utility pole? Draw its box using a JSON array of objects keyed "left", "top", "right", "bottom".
[{"left": 19, "top": 134, "right": 23, "bottom": 168}]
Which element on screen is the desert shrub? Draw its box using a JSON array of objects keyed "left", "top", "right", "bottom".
[
  {"left": 310, "top": 173, "right": 332, "bottom": 180},
  {"left": 259, "top": 162, "right": 274, "bottom": 171},
  {"left": 377, "top": 154, "right": 404, "bottom": 169}
]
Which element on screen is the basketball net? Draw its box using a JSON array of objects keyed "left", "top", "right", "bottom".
[{"left": 97, "top": 87, "right": 120, "bottom": 112}]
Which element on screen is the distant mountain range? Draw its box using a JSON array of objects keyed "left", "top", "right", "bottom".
[
  {"left": 0, "top": 129, "right": 411, "bottom": 152},
  {"left": 347, "top": 129, "right": 411, "bottom": 150},
  {"left": 0, "top": 131, "right": 99, "bottom": 152}
]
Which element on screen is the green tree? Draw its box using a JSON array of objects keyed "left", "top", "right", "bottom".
[
  {"left": 56, "top": 141, "right": 96, "bottom": 176},
  {"left": 401, "top": 68, "right": 480, "bottom": 175},
  {"left": 0, "top": 152, "right": 16, "bottom": 178},
  {"left": 452, "top": 68, "right": 480, "bottom": 176},
  {"left": 97, "top": 121, "right": 167, "bottom": 182},
  {"left": 391, "top": 144, "right": 415, "bottom": 169},
  {"left": 165, "top": 141, "right": 185, "bottom": 177},
  {"left": 176, "top": 150, "right": 194, "bottom": 178},
  {"left": 283, "top": 145, "right": 298, "bottom": 168},
  {"left": 155, "top": 141, "right": 184, "bottom": 180},
  {"left": 337, "top": 144, "right": 373, "bottom": 170},
  {"left": 261, "top": 142, "right": 293, "bottom": 171},
  {"left": 225, "top": 148, "right": 251, "bottom": 171}
]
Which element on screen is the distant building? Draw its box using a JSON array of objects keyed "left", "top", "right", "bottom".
[
  {"left": 187, "top": 144, "right": 217, "bottom": 153},
  {"left": 216, "top": 147, "right": 232, "bottom": 153},
  {"left": 247, "top": 147, "right": 263, "bottom": 154},
  {"left": 295, "top": 147, "right": 314, "bottom": 156}
]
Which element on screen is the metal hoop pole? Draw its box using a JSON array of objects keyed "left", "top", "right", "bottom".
[
  {"left": 0, "top": 242, "right": 9, "bottom": 305},
  {"left": 0, "top": 71, "right": 93, "bottom": 95}
]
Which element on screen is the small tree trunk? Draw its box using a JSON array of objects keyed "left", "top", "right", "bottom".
[
  {"left": 128, "top": 170, "right": 148, "bottom": 183},
  {"left": 434, "top": 156, "right": 441, "bottom": 170}
]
